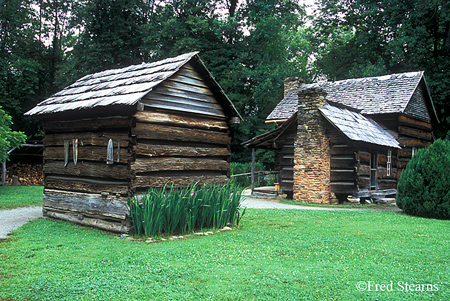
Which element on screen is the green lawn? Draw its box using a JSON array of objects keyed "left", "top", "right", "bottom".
[
  {"left": 0, "top": 186, "right": 43, "bottom": 209},
  {"left": 1, "top": 209, "right": 449, "bottom": 300}
]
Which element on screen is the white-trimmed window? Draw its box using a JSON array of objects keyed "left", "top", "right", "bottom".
[
  {"left": 412, "top": 147, "right": 418, "bottom": 158},
  {"left": 387, "top": 150, "right": 392, "bottom": 176}
]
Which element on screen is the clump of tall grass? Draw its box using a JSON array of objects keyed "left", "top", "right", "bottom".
[{"left": 128, "top": 183, "right": 246, "bottom": 237}]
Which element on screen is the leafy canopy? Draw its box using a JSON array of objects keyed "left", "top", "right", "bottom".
[{"left": 0, "top": 107, "right": 27, "bottom": 162}]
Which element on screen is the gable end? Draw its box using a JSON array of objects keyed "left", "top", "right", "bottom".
[{"left": 404, "top": 84, "right": 431, "bottom": 121}]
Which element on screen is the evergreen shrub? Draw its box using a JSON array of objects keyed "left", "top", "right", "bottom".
[
  {"left": 128, "top": 183, "right": 246, "bottom": 236},
  {"left": 396, "top": 139, "right": 450, "bottom": 219}
]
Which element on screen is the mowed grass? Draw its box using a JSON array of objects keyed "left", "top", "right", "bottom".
[
  {"left": 0, "top": 186, "right": 43, "bottom": 209},
  {"left": 1, "top": 209, "right": 449, "bottom": 300}
]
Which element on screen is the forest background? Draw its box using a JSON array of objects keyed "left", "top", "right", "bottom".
[{"left": 1, "top": 0, "right": 449, "bottom": 167}]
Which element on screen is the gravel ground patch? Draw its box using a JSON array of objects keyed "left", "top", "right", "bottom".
[
  {"left": 0, "top": 206, "right": 42, "bottom": 239},
  {"left": 241, "top": 190, "right": 401, "bottom": 211}
]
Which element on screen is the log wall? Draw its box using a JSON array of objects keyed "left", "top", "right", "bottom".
[
  {"left": 274, "top": 123, "right": 296, "bottom": 199},
  {"left": 43, "top": 116, "right": 133, "bottom": 232},
  {"left": 355, "top": 149, "right": 397, "bottom": 193},
  {"left": 41, "top": 63, "right": 235, "bottom": 232},
  {"left": 131, "top": 63, "right": 230, "bottom": 191},
  {"left": 396, "top": 114, "right": 432, "bottom": 179},
  {"left": 328, "top": 128, "right": 358, "bottom": 195}
]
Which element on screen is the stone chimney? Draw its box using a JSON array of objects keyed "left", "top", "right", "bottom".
[
  {"left": 293, "top": 88, "right": 331, "bottom": 204},
  {"left": 284, "top": 77, "right": 305, "bottom": 97}
]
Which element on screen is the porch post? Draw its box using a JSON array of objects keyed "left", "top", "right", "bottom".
[
  {"left": 251, "top": 148, "right": 255, "bottom": 195},
  {"left": 2, "top": 160, "right": 5, "bottom": 186}
]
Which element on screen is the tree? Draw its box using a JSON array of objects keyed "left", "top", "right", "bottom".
[
  {"left": 138, "top": 0, "right": 312, "bottom": 164},
  {"left": 312, "top": 0, "right": 450, "bottom": 137},
  {"left": 67, "top": 0, "right": 148, "bottom": 81},
  {"left": 0, "top": 0, "right": 40, "bottom": 131},
  {"left": 0, "top": 107, "right": 27, "bottom": 162}
]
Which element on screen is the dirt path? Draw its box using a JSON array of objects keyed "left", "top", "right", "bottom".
[
  {"left": 241, "top": 190, "right": 401, "bottom": 211},
  {"left": 0, "top": 194, "right": 400, "bottom": 239},
  {"left": 0, "top": 206, "right": 42, "bottom": 239}
]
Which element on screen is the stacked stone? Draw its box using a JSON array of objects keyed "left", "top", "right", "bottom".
[
  {"left": 283, "top": 77, "right": 305, "bottom": 97},
  {"left": 293, "top": 88, "right": 331, "bottom": 204}
]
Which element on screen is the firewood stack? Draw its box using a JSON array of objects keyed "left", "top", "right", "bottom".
[{"left": 5, "top": 163, "right": 44, "bottom": 186}]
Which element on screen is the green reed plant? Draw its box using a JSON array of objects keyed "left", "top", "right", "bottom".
[{"left": 127, "top": 183, "right": 246, "bottom": 237}]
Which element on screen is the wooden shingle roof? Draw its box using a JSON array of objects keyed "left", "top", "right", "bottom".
[
  {"left": 243, "top": 103, "right": 400, "bottom": 149},
  {"left": 267, "top": 71, "right": 429, "bottom": 122},
  {"left": 25, "top": 52, "right": 240, "bottom": 119},
  {"left": 319, "top": 104, "right": 400, "bottom": 148}
]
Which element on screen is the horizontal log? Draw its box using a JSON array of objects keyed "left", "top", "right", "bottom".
[
  {"left": 281, "top": 158, "right": 294, "bottom": 166},
  {"left": 43, "top": 189, "right": 128, "bottom": 219},
  {"left": 44, "top": 161, "right": 130, "bottom": 180},
  {"left": 44, "top": 132, "right": 130, "bottom": 147},
  {"left": 134, "top": 143, "right": 229, "bottom": 157},
  {"left": 356, "top": 151, "right": 370, "bottom": 164},
  {"left": 45, "top": 117, "right": 132, "bottom": 133},
  {"left": 398, "top": 138, "right": 431, "bottom": 148},
  {"left": 328, "top": 134, "right": 348, "bottom": 145},
  {"left": 134, "top": 111, "right": 228, "bottom": 131},
  {"left": 134, "top": 175, "right": 229, "bottom": 188},
  {"left": 45, "top": 176, "right": 129, "bottom": 195},
  {"left": 357, "top": 165, "right": 370, "bottom": 176},
  {"left": 132, "top": 157, "right": 229, "bottom": 173},
  {"left": 44, "top": 146, "right": 132, "bottom": 164},
  {"left": 377, "top": 167, "right": 397, "bottom": 179},
  {"left": 331, "top": 157, "right": 355, "bottom": 169},
  {"left": 133, "top": 123, "right": 230, "bottom": 145},
  {"left": 280, "top": 170, "right": 293, "bottom": 178},
  {"left": 398, "top": 148, "right": 413, "bottom": 158},
  {"left": 44, "top": 210, "right": 131, "bottom": 233},
  {"left": 397, "top": 159, "right": 410, "bottom": 169},
  {"left": 330, "top": 182, "right": 357, "bottom": 193},
  {"left": 398, "top": 115, "right": 432, "bottom": 131},
  {"left": 377, "top": 154, "right": 387, "bottom": 166},
  {"left": 377, "top": 179, "right": 397, "bottom": 190},
  {"left": 398, "top": 126, "right": 432, "bottom": 141},
  {"left": 331, "top": 170, "right": 355, "bottom": 182},
  {"left": 330, "top": 145, "right": 354, "bottom": 155},
  {"left": 357, "top": 177, "right": 371, "bottom": 188}
]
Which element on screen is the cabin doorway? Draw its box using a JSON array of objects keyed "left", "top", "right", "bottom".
[{"left": 370, "top": 151, "right": 378, "bottom": 190}]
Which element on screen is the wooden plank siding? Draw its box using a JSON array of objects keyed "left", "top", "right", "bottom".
[
  {"left": 130, "top": 64, "right": 231, "bottom": 190},
  {"left": 140, "top": 63, "right": 226, "bottom": 118}
]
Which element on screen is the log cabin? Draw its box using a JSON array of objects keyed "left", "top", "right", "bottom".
[
  {"left": 25, "top": 52, "right": 241, "bottom": 232},
  {"left": 244, "top": 72, "right": 438, "bottom": 203}
]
